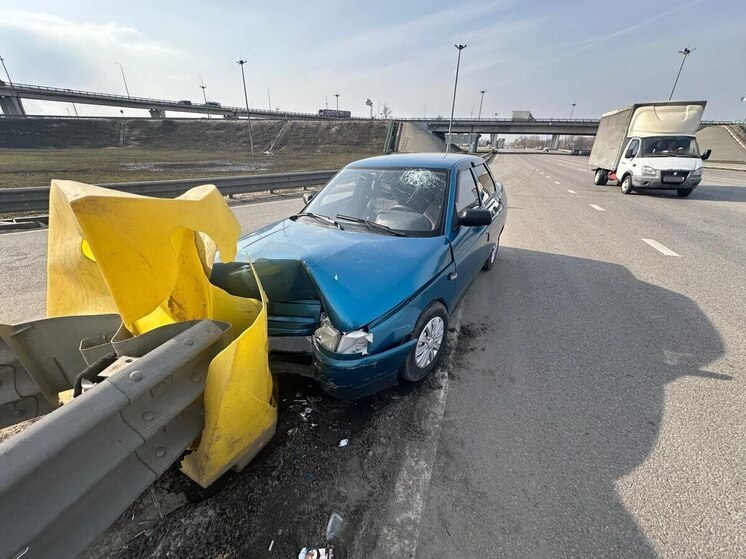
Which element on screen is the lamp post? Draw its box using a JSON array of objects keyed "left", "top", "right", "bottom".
[
  {"left": 0, "top": 56, "right": 13, "bottom": 85},
  {"left": 199, "top": 79, "right": 210, "bottom": 119},
  {"left": 335, "top": 93, "right": 340, "bottom": 113},
  {"left": 236, "top": 59, "right": 255, "bottom": 155},
  {"left": 446, "top": 44, "right": 467, "bottom": 154},
  {"left": 473, "top": 89, "right": 486, "bottom": 151},
  {"left": 267, "top": 87, "right": 272, "bottom": 112},
  {"left": 669, "top": 47, "right": 695, "bottom": 100},
  {"left": 569, "top": 103, "right": 576, "bottom": 119},
  {"left": 741, "top": 95, "right": 746, "bottom": 122},
  {"left": 115, "top": 62, "right": 130, "bottom": 98}
]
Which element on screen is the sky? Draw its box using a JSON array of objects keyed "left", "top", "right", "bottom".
[{"left": 0, "top": 0, "right": 744, "bottom": 120}]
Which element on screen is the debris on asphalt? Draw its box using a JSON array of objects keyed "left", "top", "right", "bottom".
[
  {"left": 325, "top": 512, "right": 344, "bottom": 541},
  {"left": 288, "top": 427, "right": 299, "bottom": 437},
  {"left": 298, "top": 547, "right": 335, "bottom": 559},
  {"left": 268, "top": 539, "right": 274, "bottom": 551},
  {"left": 338, "top": 439, "right": 348, "bottom": 447}
]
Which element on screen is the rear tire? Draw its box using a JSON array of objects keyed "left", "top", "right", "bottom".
[
  {"left": 594, "top": 169, "right": 608, "bottom": 186},
  {"left": 677, "top": 188, "right": 693, "bottom": 198},
  {"left": 620, "top": 175, "right": 633, "bottom": 195},
  {"left": 482, "top": 241, "right": 499, "bottom": 271},
  {"left": 401, "top": 302, "right": 448, "bottom": 383}
]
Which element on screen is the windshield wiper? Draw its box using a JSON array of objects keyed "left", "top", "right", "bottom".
[
  {"left": 335, "top": 214, "right": 406, "bottom": 236},
  {"left": 290, "top": 212, "right": 342, "bottom": 229}
]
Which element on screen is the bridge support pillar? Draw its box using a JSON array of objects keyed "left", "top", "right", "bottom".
[
  {"left": 149, "top": 108, "right": 166, "bottom": 119},
  {"left": 469, "top": 133, "right": 480, "bottom": 154},
  {"left": 550, "top": 134, "right": 561, "bottom": 150},
  {"left": 0, "top": 95, "right": 26, "bottom": 116}
]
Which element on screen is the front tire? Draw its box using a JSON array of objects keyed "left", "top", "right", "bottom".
[
  {"left": 400, "top": 302, "right": 448, "bottom": 382},
  {"left": 620, "top": 175, "right": 633, "bottom": 195},
  {"left": 677, "top": 188, "right": 693, "bottom": 198},
  {"left": 594, "top": 169, "right": 608, "bottom": 186}
]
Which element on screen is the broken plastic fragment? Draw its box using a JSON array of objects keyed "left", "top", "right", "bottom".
[
  {"left": 338, "top": 439, "right": 348, "bottom": 447},
  {"left": 325, "top": 512, "right": 344, "bottom": 541}
]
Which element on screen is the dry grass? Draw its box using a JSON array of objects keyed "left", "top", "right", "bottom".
[{"left": 0, "top": 148, "right": 380, "bottom": 188}]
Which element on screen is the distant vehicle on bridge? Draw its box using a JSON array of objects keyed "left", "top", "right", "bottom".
[
  {"left": 318, "top": 109, "right": 351, "bottom": 118},
  {"left": 511, "top": 110, "right": 534, "bottom": 121},
  {"left": 205, "top": 101, "right": 221, "bottom": 108},
  {"left": 178, "top": 100, "right": 192, "bottom": 105},
  {"left": 589, "top": 101, "right": 711, "bottom": 197}
]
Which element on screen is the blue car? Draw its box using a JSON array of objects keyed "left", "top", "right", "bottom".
[{"left": 212, "top": 153, "right": 507, "bottom": 398}]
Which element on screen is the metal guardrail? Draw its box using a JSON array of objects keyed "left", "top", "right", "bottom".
[
  {"left": 0, "top": 169, "right": 339, "bottom": 214},
  {"left": 0, "top": 319, "right": 230, "bottom": 559}
]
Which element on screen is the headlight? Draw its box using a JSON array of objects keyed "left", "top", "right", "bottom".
[
  {"left": 314, "top": 315, "right": 341, "bottom": 352},
  {"left": 641, "top": 166, "right": 656, "bottom": 176},
  {"left": 314, "top": 315, "right": 373, "bottom": 355},
  {"left": 692, "top": 167, "right": 703, "bottom": 176}
]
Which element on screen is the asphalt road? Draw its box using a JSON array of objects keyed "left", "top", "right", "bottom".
[
  {"left": 0, "top": 157, "right": 743, "bottom": 557},
  {"left": 416, "top": 154, "right": 745, "bottom": 558}
]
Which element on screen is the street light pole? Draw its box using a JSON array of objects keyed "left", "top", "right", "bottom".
[
  {"left": 447, "top": 44, "right": 467, "bottom": 154},
  {"left": 267, "top": 87, "right": 272, "bottom": 112},
  {"left": 199, "top": 79, "right": 210, "bottom": 119},
  {"left": 473, "top": 89, "right": 486, "bottom": 151},
  {"left": 569, "top": 103, "right": 576, "bottom": 119},
  {"left": 236, "top": 59, "right": 255, "bottom": 155},
  {"left": 115, "top": 62, "right": 130, "bottom": 98},
  {"left": 0, "top": 56, "right": 13, "bottom": 85},
  {"left": 669, "top": 47, "right": 695, "bottom": 100},
  {"left": 335, "top": 93, "right": 340, "bottom": 113}
]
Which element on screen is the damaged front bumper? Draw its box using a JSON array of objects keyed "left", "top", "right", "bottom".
[{"left": 311, "top": 338, "right": 416, "bottom": 399}]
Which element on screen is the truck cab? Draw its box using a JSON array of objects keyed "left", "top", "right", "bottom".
[{"left": 616, "top": 135, "right": 709, "bottom": 197}]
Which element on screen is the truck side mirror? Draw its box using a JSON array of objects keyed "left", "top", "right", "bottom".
[
  {"left": 302, "top": 192, "right": 315, "bottom": 204},
  {"left": 701, "top": 149, "right": 711, "bottom": 161},
  {"left": 625, "top": 149, "right": 635, "bottom": 159}
]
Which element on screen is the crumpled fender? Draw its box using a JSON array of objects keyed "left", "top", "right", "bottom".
[{"left": 46, "top": 179, "right": 276, "bottom": 487}]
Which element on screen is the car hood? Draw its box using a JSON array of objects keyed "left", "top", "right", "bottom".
[
  {"left": 233, "top": 219, "right": 453, "bottom": 332},
  {"left": 641, "top": 156, "right": 700, "bottom": 170}
]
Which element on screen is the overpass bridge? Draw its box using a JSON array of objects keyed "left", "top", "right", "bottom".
[{"left": 0, "top": 81, "right": 323, "bottom": 120}]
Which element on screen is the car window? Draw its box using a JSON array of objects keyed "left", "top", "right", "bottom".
[
  {"left": 472, "top": 164, "right": 495, "bottom": 196},
  {"left": 305, "top": 167, "right": 448, "bottom": 237},
  {"left": 626, "top": 138, "right": 640, "bottom": 158},
  {"left": 455, "top": 169, "right": 480, "bottom": 217}
]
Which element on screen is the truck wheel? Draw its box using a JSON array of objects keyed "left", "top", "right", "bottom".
[
  {"left": 677, "top": 188, "right": 693, "bottom": 198},
  {"left": 594, "top": 169, "right": 608, "bottom": 186},
  {"left": 620, "top": 175, "right": 633, "bottom": 195},
  {"left": 401, "top": 302, "right": 448, "bottom": 383}
]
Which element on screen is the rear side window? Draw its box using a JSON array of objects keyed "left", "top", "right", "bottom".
[
  {"left": 472, "top": 164, "right": 495, "bottom": 196},
  {"left": 455, "top": 169, "right": 480, "bottom": 216}
]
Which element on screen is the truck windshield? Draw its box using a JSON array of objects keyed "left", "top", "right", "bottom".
[{"left": 641, "top": 136, "right": 700, "bottom": 157}]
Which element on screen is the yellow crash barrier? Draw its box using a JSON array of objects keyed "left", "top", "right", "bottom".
[{"left": 46, "top": 179, "right": 277, "bottom": 487}]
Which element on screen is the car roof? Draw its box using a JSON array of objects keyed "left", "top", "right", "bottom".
[{"left": 346, "top": 152, "right": 485, "bottom": 171}]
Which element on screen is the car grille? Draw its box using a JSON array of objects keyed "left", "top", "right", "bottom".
[{"left": 661, "top": 170, "right": 689, "bottom": 183}]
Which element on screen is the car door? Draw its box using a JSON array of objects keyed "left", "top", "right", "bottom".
[
  {"left": 617, "top": 137, "right": 640, "bottom": 177},
  {"left": 448, "top": 165, "right": 488, "bottom": 300},
  {"left": 471, "top": 162, "right": 505, "bottom": 240}
]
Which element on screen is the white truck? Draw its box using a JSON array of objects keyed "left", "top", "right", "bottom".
[{"left": 589, "top": 101, "right": 711, "bottom": 197}]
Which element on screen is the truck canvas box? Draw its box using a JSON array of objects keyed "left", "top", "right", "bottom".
[{"left": 589, "top": 101, "right": 711, "bottom": 197}]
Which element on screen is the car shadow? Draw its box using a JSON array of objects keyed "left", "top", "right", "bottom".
[
  {"left": 417, "top": 247, "right": 728, "bottom": 558},
  {"left": 627, "top": 183, "right": 746, "bottom": 202}
]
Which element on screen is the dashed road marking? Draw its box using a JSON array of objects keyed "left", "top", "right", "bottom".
[
  {"left": 567, "top": 189, "right": 577, "bottom": 194},
  {"left": 589, "top": 204, "right": 606, "bottom": 212},
  {"left": 642, "top": 238, "right": 680, "bottom": 257}
]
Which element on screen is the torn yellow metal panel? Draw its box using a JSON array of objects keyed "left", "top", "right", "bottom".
[{"left": 45, "top": 179, "right": 276, "bottom": 486}]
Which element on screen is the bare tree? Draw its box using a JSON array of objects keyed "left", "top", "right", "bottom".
[{"left": 381, "top": 103, "right": 393, "bottom": 119}]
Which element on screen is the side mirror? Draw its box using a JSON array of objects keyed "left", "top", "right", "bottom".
[
  {"left": 701, "top": 149, "right": 711, "bottom": 161},
  {"left": 302, "top": 192, "right": 315, "bottom": 204},
  {"left": 459, "top": 208, "right": 492, "bottom": 227},
  {"left": 625, "top": 149, "right": 635, "bottom": 159}
]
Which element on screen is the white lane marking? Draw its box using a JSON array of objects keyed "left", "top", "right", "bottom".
[
  {"left": 642, "top": 238, "right": 680, "bottom": 257},
  {"left": 567, "top": 189, "right": 577, "bottom": 194},
  {"left": 589, "top": 204, "right": 606, "bottom": 211},
  {"left": 545, "top": 175, "right": 552, "bottom": 178},
  {"left": 554, "top": 181, "right": 561, "bottom": 185}
]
